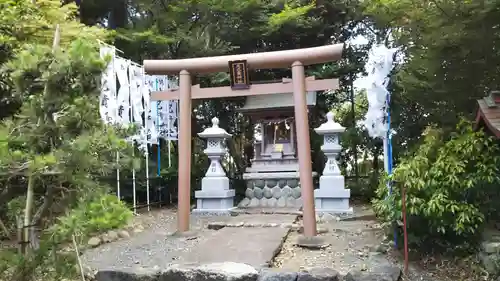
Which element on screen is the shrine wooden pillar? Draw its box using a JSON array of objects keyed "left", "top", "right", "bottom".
[
  {"left": 291, "top": 61, "right": 316, "bottom": 236},
  {"left": 177, "top": 70, "right": 192, "bottom": 232}
]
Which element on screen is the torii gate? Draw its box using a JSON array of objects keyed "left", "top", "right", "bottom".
[{"left": 144, "top": 44, "right": 344, "bottom": 238}]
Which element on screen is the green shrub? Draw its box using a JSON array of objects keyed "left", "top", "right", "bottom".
[
  {"left": 85, "top": 194, "right": 133, "bottom": 232},
  {"left": 373, "top": 120, "right": 500, "bottom": 250},
  {"left": 0, "top": 194, "right": 133, "bottom": 280},
  {"left": 347, "top": 172, "right": 381, "bottom": 202},
  {"left": 52, "top": 193, "right": 133, "bottom": 240}
]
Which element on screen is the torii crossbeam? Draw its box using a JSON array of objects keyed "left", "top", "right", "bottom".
[
  {"left": 144, "top": 44, "right": 344, "bottom": 237},
  {"left": 150, "top": 76, "right": 339, "bottom": 100}
]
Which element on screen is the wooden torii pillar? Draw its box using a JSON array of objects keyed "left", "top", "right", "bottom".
[{"left": 144, "top": 44, "right": 344, "bottom": 237}]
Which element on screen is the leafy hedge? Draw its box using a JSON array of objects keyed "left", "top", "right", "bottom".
[{"left": 373, "top": 121, "right": 500, "bottom": 250}]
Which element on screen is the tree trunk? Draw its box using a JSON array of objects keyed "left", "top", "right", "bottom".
[
  {"left": 31, "top": 183, "right": 55, "bottom": 228},
  {"left": 0, "top": 217, "right": 9, "bottom": 237},
  {"left": 22, "top": 175, "right": 34, "bottom": 255},
  {"left": 108, "top": 0, "right": 128, "bottom": 30}
]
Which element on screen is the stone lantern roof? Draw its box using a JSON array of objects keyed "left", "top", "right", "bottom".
[
  {"left": 314, "top": 112, "right": 345, "bottom": 134},
  {"left": 198, "top": 117, "right": 232, "bottom": 139}
]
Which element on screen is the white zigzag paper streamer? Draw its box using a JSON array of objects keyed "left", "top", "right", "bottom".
[{"left": 363, "top": 45, "right": 398, "bottom": 138}]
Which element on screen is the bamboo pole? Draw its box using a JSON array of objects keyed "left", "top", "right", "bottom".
[
  {"left": 72, "top": 234, "right": 86, "bottom": 281},
  {"left": 22, "top": 175, "right": 34, "bottom": 254}
]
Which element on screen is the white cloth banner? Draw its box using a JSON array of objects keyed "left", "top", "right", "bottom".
[
  {"left": 143, "top": 72, "right": 151, "bottom": 116},
  {"left": 155, "top": 76, "right": 169, "bottom": 140},
  {"left": 115, "top": 58, "right": 131, "bottom": 126},
  {"left": 166, "top": 100, "right": 178, "bottom": 140},
  {"left": 99, "top": 47, "right": 117, "bottom": 124},
  {"left": 98, "top": 45, "right": 179, "bottom": 153},
  {"left": 166, "top": 77, "right": 179, "bottom": 140},
  {"left": 145, "top": 75, "right": 158, "bottom": 143},
  {"left": 154, "top": 76, "right": 179, "bottom": 141},
  {"left": 128, "top": 64, "right": 144, "bottom": 126}
]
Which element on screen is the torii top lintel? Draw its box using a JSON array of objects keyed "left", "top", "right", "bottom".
[{"left": 143, "top": 44, "right": 344, "bottom": 75}]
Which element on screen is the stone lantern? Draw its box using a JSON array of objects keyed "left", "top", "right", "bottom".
[
  {"left": 313, "top": 112, "right": 352, "bottom": 214},
  {"left": 193, "top": 117, "right": 235, "bottom": 214}
]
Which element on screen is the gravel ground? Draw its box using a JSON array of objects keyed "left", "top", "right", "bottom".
[
  {"left": 273, "top": 204, "right": 485, "bottom": 281},
  {"left": 81, "top": 207, "right": 298, "bottom": 271},
  {"left": 273, "top": 209, "right": 385, "bottom": 275},
  {"left": 81, "top": 207, "right": 212, "bottom": 271},
  {"left": 82, "top": 205, "right": 486, "bottom": 281}
]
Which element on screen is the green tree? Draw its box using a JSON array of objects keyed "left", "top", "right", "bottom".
[
  {"left": 0, "top": 31, "right": 135, "bottom": 281},
  {"left": 0, "top": 0, "right": 110, "bottom": 119},
  {"left": 364, "top": 0, "right": 500, "bottom": 154},
  {"left": 90, "top": 0, "right": 374, "bottom": 188}
]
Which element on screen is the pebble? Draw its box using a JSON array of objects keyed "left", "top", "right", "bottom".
[
  {"left": 87, "top": 237, "right": 101, "bottom": 247},
  {"left": 101, "top": 233, "right": 112, "bottom": 243},
  {"left": 107, "top": 230, "right": 119, "bottom": 241},
  {"left": 118, "top": 230, "right": 130, "bottom": 239}
]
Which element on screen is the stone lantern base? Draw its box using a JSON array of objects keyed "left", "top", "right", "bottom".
[
  {"left": 314, "top": 175, "right": 353, "bottom": 214},
  {"left": 192, "top": 177, "right": 236, "bottom": 214}
]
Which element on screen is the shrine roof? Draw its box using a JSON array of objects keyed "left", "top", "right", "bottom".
[
  {"left": 475, "top": 91, "right": 500, "bottom": 138},
  {"left": 238, "top": 92, "right": 317, "bottom": 112}
]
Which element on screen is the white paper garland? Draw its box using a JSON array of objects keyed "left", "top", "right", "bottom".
[{"left": 362, "top": 45, "right": 399, "bottom": 138}]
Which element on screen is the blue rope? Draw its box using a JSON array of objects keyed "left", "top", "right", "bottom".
[{"left": 386, "top": 93, "right": 397, "bottom": 248}]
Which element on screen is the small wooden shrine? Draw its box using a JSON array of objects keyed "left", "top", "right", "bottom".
[{"left": 237, "top": 90, "right": 318, "bottom": 208}]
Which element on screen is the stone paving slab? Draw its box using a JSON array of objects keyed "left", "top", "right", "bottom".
[
  {"left": 176, "top": 226, "right": 291, "bottom": 268},
  {"left": 205, "top": 213, "right": 297, "bottom": 225},
  {"left": 231, "top": 207, "right": 301, "bottom": 215}
]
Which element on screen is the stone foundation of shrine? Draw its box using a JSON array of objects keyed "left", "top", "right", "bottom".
[{"left": 237, "top": 172, "right": 317, "bottom": 208}]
